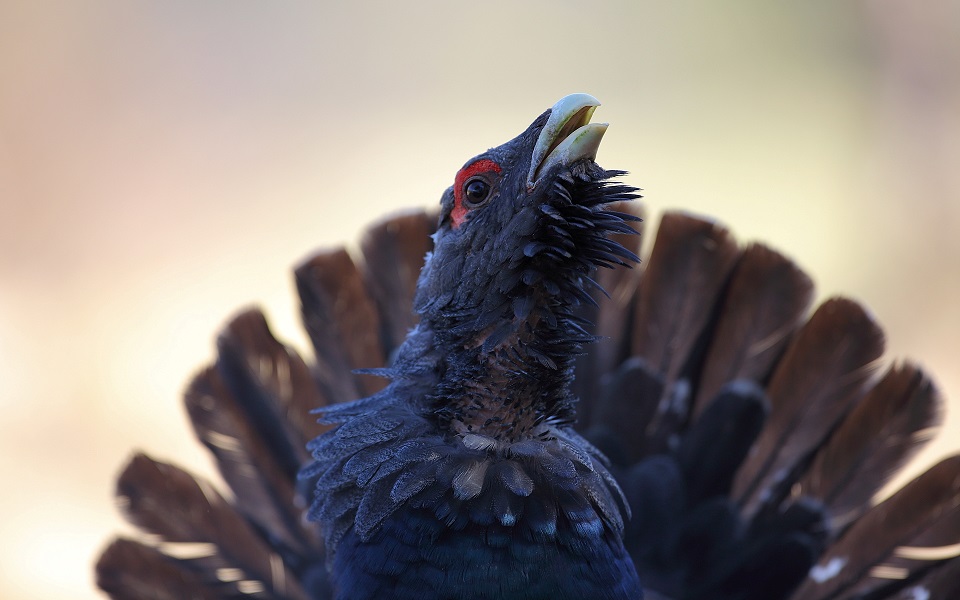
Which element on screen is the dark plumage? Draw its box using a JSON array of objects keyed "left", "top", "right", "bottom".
[{"left": 97, "top": 95, "right": 960, "bottom": 600}]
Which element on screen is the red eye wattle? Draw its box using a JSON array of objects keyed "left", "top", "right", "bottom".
[{"left": 451, "top": 159, "right": 502, "bottom": 228}]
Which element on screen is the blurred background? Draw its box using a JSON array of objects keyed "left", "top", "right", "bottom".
[{"left": 1, "top": 1, "right": 958, "bottom": 597}]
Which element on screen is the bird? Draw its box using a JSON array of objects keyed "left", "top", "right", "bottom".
[{"left": 96, "top": 94, "right": 960, "bottom": 599}]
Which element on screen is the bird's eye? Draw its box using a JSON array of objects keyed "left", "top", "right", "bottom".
[
  {"left": 450, "top": 159, "right": 501, "bottom": 227},
  {"left": 463, "top": 178, "right": 491, "bottom": 207}
]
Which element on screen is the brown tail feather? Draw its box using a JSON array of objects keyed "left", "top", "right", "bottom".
[
  {"left": 115, "top": 453, "right": 313, "bottom": 600},
  {"left": 624, "top": 212, "right": 741, "bottom": 452},
  {"left": 215, "top": 309, "right": 333, "bottom": 452},
  {"left": 630, "top": 211, "right": 741, "bottom": 387},
  {"left": 796, "top": 363, "right": 943, "bottom": 529},
  {"left": 356, "top": 209, "right": 436, "bottom": 354},
  {"left": 185, "top": 365, "right": 318, "bottom": 557},
  {"left": 733, "top": 297, "right": 886, "bottom": 515},
  {"left": 693, "top": 242, "right": 814, "bottom": 415},
  {"left": 96, "top": 538, "right": 219, "bottom": 600},
  {"left": 295, "top": 248, "right": 387, "bottom": 401},
  {"left": 792, "top": 455, "right": 960, "bottom": 600},
  {"left": 887, "top": 556, "right": 960, "bottom": 599}
]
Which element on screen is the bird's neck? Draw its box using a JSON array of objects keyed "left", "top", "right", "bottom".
[{"left": 425, "top": 299, "right": 585, "bottom": 442}]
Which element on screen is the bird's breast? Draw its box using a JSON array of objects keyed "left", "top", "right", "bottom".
[{"left": 330, "top": 504, "right": 643, "bottom": 600}]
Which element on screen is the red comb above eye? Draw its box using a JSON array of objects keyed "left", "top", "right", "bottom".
[{"left": 452, "top": 159, "right": 501, "bottom": 228}]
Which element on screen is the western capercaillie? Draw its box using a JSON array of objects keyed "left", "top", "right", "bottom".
[{"left": 96, "top": 94, "right": 960, "bottom": 599}]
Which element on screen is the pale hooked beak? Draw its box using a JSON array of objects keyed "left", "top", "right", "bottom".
[{"left": 526, "top": 93, "right": 608, "bottom": 189}]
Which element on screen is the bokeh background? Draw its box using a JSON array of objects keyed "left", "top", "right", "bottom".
[{"left": 1, "top": 1, "right": 958, "bottom": 598}]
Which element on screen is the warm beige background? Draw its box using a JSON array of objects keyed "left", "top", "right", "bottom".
[{"left": 1, "top": 1, "right": 958, "bottom": 598}]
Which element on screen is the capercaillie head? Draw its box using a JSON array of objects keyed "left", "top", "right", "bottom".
[{"left": 414, "top": 93, "right": 640, "bottom": 443}]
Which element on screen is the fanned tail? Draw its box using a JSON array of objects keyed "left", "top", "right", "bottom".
[
  {"left": 98, "top": 207, "right": 960, "bottom": 600},
  {"left": 578, "top": 210, "right": 960, "bottom": 599},
  {"left": 97, "top": 210, "right": 437, "bottom": 600}
]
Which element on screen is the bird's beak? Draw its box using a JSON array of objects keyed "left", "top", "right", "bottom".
[{"left": 526, "top": 93, "right": 608, "bottom": 189}]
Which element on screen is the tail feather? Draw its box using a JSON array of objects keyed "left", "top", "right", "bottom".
[
  {"left": 693, "top": 242, "right": 814, "bottom": 414},
  {"left": 113, "top": 453, "right": 315, "bottom": 600},
  {"left": 356, "top": 209, "right": 436, "bottom": 354},
  {"left": 733, "top": 297, "right": 886, "bottom": 516},
  {"left": 792, "top": 455, "right": 960, "bottom": 600},
  {"left": 185, "top": 309, "right": 332, "bottom": 558},
  {"left": 185, "top": 366, "right": 316, "bottom": 557},
  {"left": 586, "top": 357, "right": 665, "bottom": 465},
  {"left": 630, "top": 211, "right": 741, "bottom": 389},
  {"left": 97, "top": 207, "right": 960, "bottom": 600},
  {"left": 215, "top": 309, "right": 333, "bottom": 454},
  {"left": 796, "top": 362, "right": 943, "bottom": 529},
  {"left": 694, "top": 531, "right": 822, "bottom": 600},
  {"left": 295, "top": 248, "right": 387, "bottom": 402},
  {"left": 623, "top": 212, "right": 741, "bottom": 455},
  {"left": 96, "top": 538, "right": 220, "bottom": 600},
  {"left": 888, "top": 556, "right": 960, "bottom": 600},
  {"left": 676, "top": 381, "right": 768, "bottom": 505}
]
